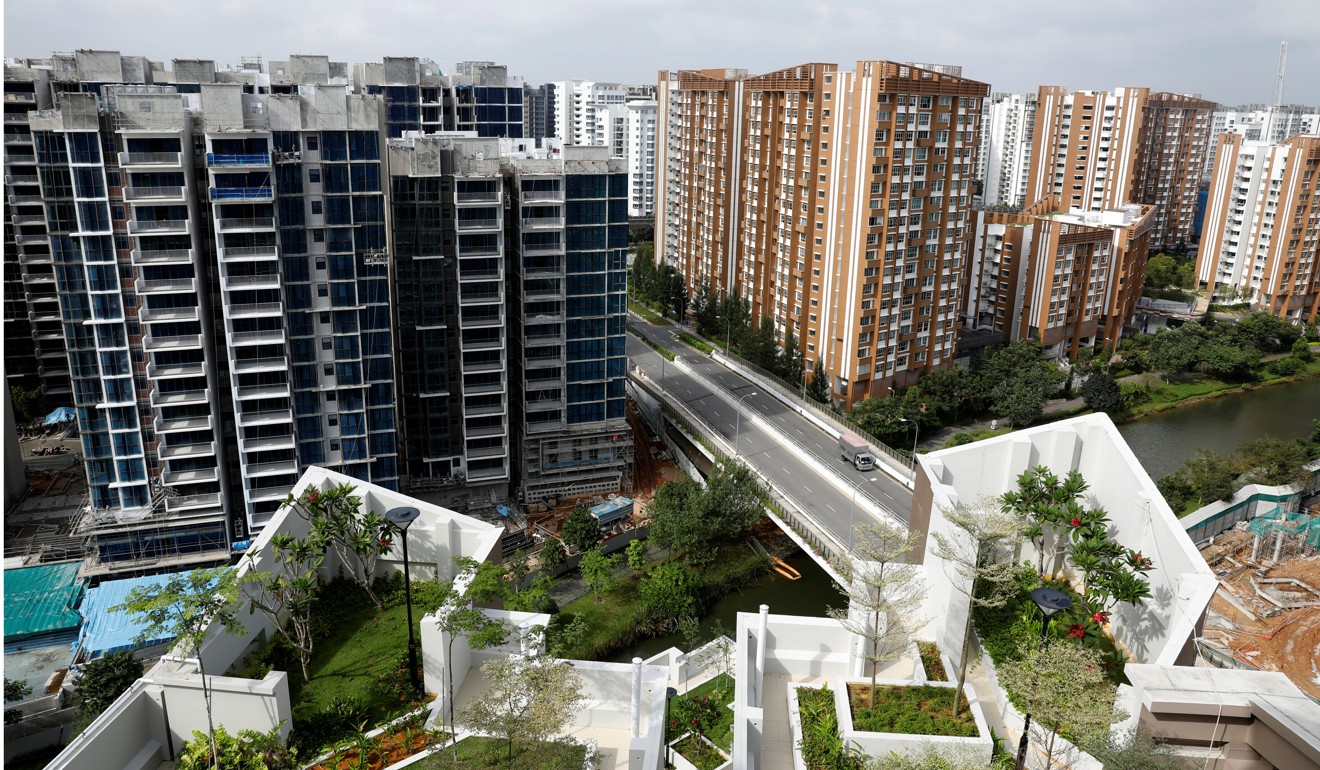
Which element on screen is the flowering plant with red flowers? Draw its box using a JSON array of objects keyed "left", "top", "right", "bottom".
[{"left": 1067, "top": 623, "right": 1086, "bottom": 638}]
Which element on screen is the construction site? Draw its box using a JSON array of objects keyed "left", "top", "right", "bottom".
[{"left": 1199, "top": 504, "right": 1320, "bottom": 700}]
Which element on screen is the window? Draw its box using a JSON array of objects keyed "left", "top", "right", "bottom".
[{"left": 309, "top": 168, "right": 321, "bottom": 183}]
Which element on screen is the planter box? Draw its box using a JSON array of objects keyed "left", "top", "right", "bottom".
[
  {"left": 833, "top": 677, "right": 993, "bottom": 765},
  {"left": 667, "top": 731, "right": 731, "bottom": 770},
  {"left": 785, "top": 683, "right": 811, "bottom": 770}
]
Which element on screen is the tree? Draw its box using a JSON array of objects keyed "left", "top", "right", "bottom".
[
  {"left": 806, "top": 358, "right": 830, "bottom": 404},
  {"left": 665, "top": 268, "right": 689, "bottom": 321},
  {"left": 703, "top": 462, "right": 764, "bottom": 537},
  {"left": 1156, "top": 472, "right": 1194, "bottom": 515},
  {"left": 828, "top": 520, "right": 925, "bottom": 704},
  {"left": 241, "top": 532, "right": 323, "bottom": 681},
  {"left": 539, "top": 538, "right": 567, "bottom": 572},
  {"left": 72, "top": 650, "right": 143, "bottom": 722},
  {"left": 578, "top": 547, "right": 621, "bottom": 601},
  {"left": 745, "top": 317, "right": 779, "bottom": 371},
  {"left": 1147, "top": 324, "right": 1207, "bottom": 377},
  {"left": 1079, "top": 370, "right": 1123, "bottom": 415},
  {"left": 1079, "top": 728, "right": 1184, "bottom": 770},
  {"left": 559, "top": 504, "right": 601, "bottom": 553},
  {"left": 435, "top": 558, "right": 510, "bottom": 752},
  {"left": 1143, "top": 253, "right": 1178, "bottom": 288},
  {"left": 9, "top": 386, "right": 46, "bottom": 424},
  {"left": 691, "top": 280, "right": 720, "bottom": 337},
  {"left": 638, "top": 562, "right": 698, "bottom": 626},
  {"left": 912, "top": 367, "right": 980, "bottom": 425},
  {"left": 113, "top": 567, "right": 240, "bottom": 766},
  {"left": 976, "top": 341, "right": 1064, "bottom": 427},
  {"left": 778, "top": 330, "right": 805, "bottom": 385},
  {"left": 459, "top": 654, "right": 585, "bottom": 768},
  {"left": 625, "top": 538, "right": 646, "bottom": 571},
  {"left": 1292, "top": 337, "right": 1314, "bottom": 363},
  {"left": 999, "top": 466, "right": 1088, "bottom": 578},
  {"left": 647, "top": 478, "right": 703, "bottom": 555},
  {"left": 1238, "top": 437, "right": 1313, "bottom": 488},
  {"left": 284, "top": 484, "right": 392, "bottom": 609},
  {"left": 931, "top": 498, "right": 1026, "bottom": 716},
  {"left": 1184, "top": 449, "right": 1240, "bottom": 505},
  {"left": 648, "top": 464, "right": 764, "bottom": 565},
  {"left": 998, "top": 640, "right": 1123, "bottom": 770},
  {"left": 849, "top": 394, "right": 910, "bottom": 448},
  {"left": 4, "top": 678, "right": 31, "bottom": 703}
]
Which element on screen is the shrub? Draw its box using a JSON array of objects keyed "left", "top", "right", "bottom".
[
  {"left": 1268, "top": 357, "right": 1304, "bottom": 377},
  {"left": 177, "top": 724, "right": 296, "bottom": 770},
  {"left": 73, "top": 650, "right": 143, "bottom": 721},
  {"left": 947, "top": 432, "right": 975, "bottom": 448}
]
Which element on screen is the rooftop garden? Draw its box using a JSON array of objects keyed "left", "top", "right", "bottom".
[
  {"left": 795, "top": 684, "right": 863, "bottom": 770},
  {"left": 846, "top": 684, "right": 977, "bottom": 737},
  {"left": 407, "top": 736, "right": 587, "bottom": 770}
]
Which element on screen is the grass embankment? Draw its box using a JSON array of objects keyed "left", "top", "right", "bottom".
[
  {"left": 628, "top": 298, "right": 668, "bottom": 324},
  {"left": 1124, "top": 357, "right": 1320, "bottom": 419},
  {"left": 555, "top": 544, "right": 769, "bottom": 660},
  {"left": 408, "top": 736, "right": 586, "bottom": 770}
]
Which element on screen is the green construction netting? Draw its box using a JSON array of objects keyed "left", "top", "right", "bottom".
[
  {"left": 3, "top": 562, "right": 85, "bottom": 641},
  {"left": 1248, "top": 507, "right": 1320, "bottom": 549}
]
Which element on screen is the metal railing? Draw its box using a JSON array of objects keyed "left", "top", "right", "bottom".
[
  {"left": 217, "top": 217, "right": 275, "bottom": 231},
  {"left": 224, "top": 273, "right": 279, "bottom": 287},
  {"left": 132, "top": 248, "right": 192, "bottom": 264},
  {"left": 128, "top": 219, "right": 189, "bottom": 234},
  {"left": 206, "top": 153, "right": 270, "bottom": 166},
  {"left": 233, "top": 357, "right": 286, "bottom": 370},
  {"left": 456, "top": 218, "right": 499, "bottom": 230},
  {"left": 222, "top": 245, "right": 278, "bottom": 258},
  {"left": 228, "top": 302, "right": 283, "bottom": 316},
  {"left": 124, "top": 186, "right": 186, "bottom": 201},
  {"left": 228, "top": 329, "right": 284, "bottom": 344},
  {"left": 119, "top": 151, "right": 182, "bottom": 166},
  {"left": 210, "top": 187, "right": 273, "bottom": 200}
]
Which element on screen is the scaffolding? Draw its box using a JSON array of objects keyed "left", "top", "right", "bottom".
[{"left": 1246, "top": 507, "right": 1320, "bottom": 563}]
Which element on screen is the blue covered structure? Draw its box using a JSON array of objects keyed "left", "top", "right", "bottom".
[{"left": 77, "top": 571, "right": 201, "bottom": 658}]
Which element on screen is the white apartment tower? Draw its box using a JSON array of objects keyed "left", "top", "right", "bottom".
[
  {"left": 625, "top": 100, "right": 657, "bottom": 218},
  {"left": 981, "top": 92, "right": 1037, "bottom": 207},
  {"left": 552, "top": 80, "right": 629, "bottom": 147},
  {"left": 1197, "top": 134, "right": 1320, "bottom": 322}
]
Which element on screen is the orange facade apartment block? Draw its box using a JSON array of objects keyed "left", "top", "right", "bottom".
[
  {"left": 1198, "top": 134, "right": 1320, "bottom": 322},
  {"left": 658, "top": 61, "right": 989, "bottom": 407}
]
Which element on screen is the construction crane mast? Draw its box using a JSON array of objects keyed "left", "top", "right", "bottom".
[{"left": 1274, "top": 41, "right": 1287, "bottom": 110}]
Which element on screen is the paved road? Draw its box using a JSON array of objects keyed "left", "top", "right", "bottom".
[{"left": 626, "top": 317, "right": 913, "bottom": 547}]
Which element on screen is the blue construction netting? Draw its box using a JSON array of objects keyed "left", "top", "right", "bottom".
[{"left": 77, "top": 571, "right": 195, "bottom": 658}]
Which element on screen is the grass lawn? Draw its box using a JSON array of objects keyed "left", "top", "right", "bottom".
[
  {"left": 409, "top": 736, "right": 586, "bottom": 770},
  {"left": 629, "top": 299, "right": 667, "bottom": 324},
  {"left": 678, "top": 673, "right": 735, "bottom": 749},
  {"left": 847, "top": 683, "right": 977, "bottom": 737}
]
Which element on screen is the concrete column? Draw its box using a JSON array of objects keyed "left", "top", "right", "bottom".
[
  {"left": 755, "top": 605, "right": 769, "bottom": 708},
  {"left": 631, "top": 657, "right": 643, "bottom": 739},
  {"left": 1251, "top": 534, "right": 1261, "bottom": 562},
  {"left": 1273, "top": 530, "right": 1284, "bottom": 563}
]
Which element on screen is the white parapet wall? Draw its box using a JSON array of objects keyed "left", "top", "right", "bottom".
[
  {"left": 46, "top": 466, "right": 505, "bottom": 770},
  {"left": 914, "top": 414, "right": 1219, "bottom": 670}
]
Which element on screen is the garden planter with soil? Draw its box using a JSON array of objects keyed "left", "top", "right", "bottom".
[
  {"left": 832, "top": 677, "right": 992, "bottom": 765},
  {"left": 667, "top": 731, "right": 731, "bottom": 770}
]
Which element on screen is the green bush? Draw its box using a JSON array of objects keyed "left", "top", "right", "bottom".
[
  {"left": 1268, "top": 357, "right": 1304, "bottom": 377},
  {"left": 73, "top": 651, "right": 143, "bottom": 721},
  {"left": 849, "top": 685, "right": 976, "bottom": 737},
  {"left": 177, "top": 724, "right": 296, "bottom": 770},
  {"left": 796, "top": 685, "right": 864, "bottom": 770},
  {"left": 946, "top": 432, "right": 975, "bottom": 447},
  {"left": 678, "top": 332, "right": 714, "bottom": 355}
]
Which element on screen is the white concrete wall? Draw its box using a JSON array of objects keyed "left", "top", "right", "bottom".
[{"left": 917, "top": 414, "right": 1218, "bottom": 668}]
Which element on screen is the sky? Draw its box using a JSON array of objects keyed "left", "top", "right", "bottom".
[{"left": 4, "top": 0, "right": 1318, "bottom": 106}]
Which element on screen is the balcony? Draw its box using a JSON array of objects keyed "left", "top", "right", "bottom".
[
  {"left": 238, "top": 408, "right": 293, "bottom": 426},
  {"left": 464, "top": 424, "right": 506, "bottom": 439},
  {"left": 526, "top": 418, "right": 567, "bottom": 435},
  {"left": 154, "top": 414, "right": 213, "bottom": 433},
  {"left": 128, "top": 218, "right": 190, "bottom": 235},
  {"left": 456, "top": 190, "right": 500, "bottom": 203},
  {"left": 242, "top": 434, "right": 295, "bottom": 451},
  {"left": 228, "top": 302, "right": 283, "bottom": 318},
  {"left": 124, "top": 186, "right": 187, "bottom": 202},
  {"left": 456, "top": 218, "right": 500, "bottom": 231},
  {"left": 249, "top": 484, "right": 295, "bottom": 503},
  {"left": 245, "top": 460, "right": 297, "bottom": 477},
  {"left": 119, "top": 151, "right": 183, "bottom": 167},
  {"left": 206, "top": 153, "right": 270, "bottom": 166},
  {"left": 465, "top": 445, "right": 507, "bottom": 460},
  {"left": 132, "top": 248, "right": 193, "bottom": 265},
  {"left": 464, "top": 402, "right": 505, "bottom": 417},
  {"left": 210, "top": 187, "right": 274, "bottom": 201},
  {"left": 153, "top": 389, "right": 209, "bottom": 406},
  {"left": 158, "top": 441, "right": 216, "bottom": 460},
  {"left": 14, "top": 232, "right": 47, "bottom": 246},
  {"left": 235, "top": 382, "right": 288, "bottom": 400},
  {"left": 147, "top": 360, "right": 206, "bottom": 379},
  {"left": 138, "top": 305, "right": 198, "bottom": 323},
  {"left": 11, "top": 214, "right": 45, "bottom": 225},
  {"left": 223, "top": 273, "right": 280, "bottom": 289},
  {"left": 463, "top": 358, "right": 504, "bottom": 374},
  {"left": 162, "top": 467, "right": 218, "bottom": 485},
  {"left": 228, "top": 328, "right": 285, "bottom": 346},
  {"left": 521, "top": 189, "right": 564, "bottom": 202},
  {"left": 136, "top": 276, "right": 197, "bottom": 294},
  {"left": 232, "top": 357, "right": 287, "bottom": 373},
  {"left": 521, "top": 216, "right": 564, "bottom": 229},
  {"left": 522, "top": 244, "right": 565, "bottom": 257},
  {"left": 459, "top": 292, "right": 502, "bottom": 306},
  {"left": 221, "top": 245, "right": 279, "bottom": 260},
  {"left": 217, "top": 217, "right": 275, "bottom": 232},
  {"left": 164, "top": 492, "right": 222, "bottom": 513},
  {"left": 142, "top": 333, "right": 202, "bottom": 350}
]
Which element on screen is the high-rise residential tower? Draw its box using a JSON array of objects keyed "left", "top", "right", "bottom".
[
  {"left": 980, "top": 92, "right": 1037, "bottom": 207},
  {"left": 658, "top": 61, "right": 988, "bottom": 406},
  {"left": 625, "top": 100, "right": 657, "bottom": 218},
  {"left": 1197, "top": 133, "right": 1320, "bottom": 322}
]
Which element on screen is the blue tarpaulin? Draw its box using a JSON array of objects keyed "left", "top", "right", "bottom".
[
  {"left": 43, "top": 407, "right": 76, "bottom": 425},
  {"left": 77, "top": 572, "right": 193, "bottom": 658}
]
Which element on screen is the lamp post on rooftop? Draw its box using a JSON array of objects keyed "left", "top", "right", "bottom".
[
  {"left": 385, "top": 505, "right": 422, "bottom": 695},
  {"left": 1014, "top": 587, "right": 1073, "bottom": 770}
]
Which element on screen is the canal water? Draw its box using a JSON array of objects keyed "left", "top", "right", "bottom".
[
  {"left": 1116, "top": 377, "right": 1320, "bottom": 482},
  {"left": 611, "top": 551, "right": 846, "bottom": 662}
]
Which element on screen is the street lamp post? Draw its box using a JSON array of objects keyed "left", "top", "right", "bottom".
[
  {"left": 733, "top": 391, "right": 758, "bottom": 457},
  {"left": 1014, "top": 587, "right": 1073, "bottom": 770},
  {"left": 898, "top": 417, "right": 920, "bottom": 458},
  {"left": 385, "top": 505, "right": 422, "bottom": 695}
]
